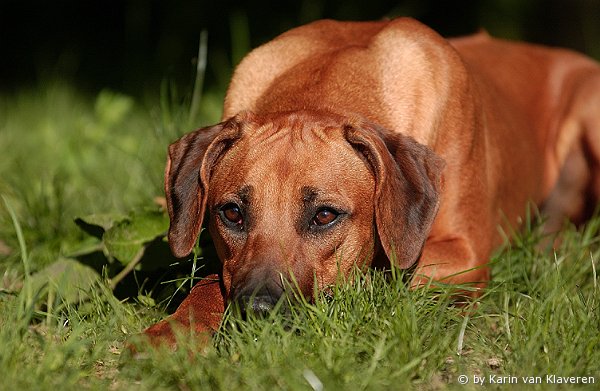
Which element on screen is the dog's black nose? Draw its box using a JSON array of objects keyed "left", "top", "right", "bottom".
[
  {"left": 250, "top": 295, "right": 277, "bottom": 313},
  {"left": 234, "top": 287, "right": 281, "bottom": 318}
]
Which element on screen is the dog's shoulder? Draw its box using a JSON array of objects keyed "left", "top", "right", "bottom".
[
  {"left": 223, "top": 18, "right": 462, "bottom": 119},
  {"left": 223, "top": 19, "right": 387, "bottom": 117}
]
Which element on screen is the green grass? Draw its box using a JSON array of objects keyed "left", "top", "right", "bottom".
[{"left": 0, "top": 83, "right": 599, "bottom": 390}]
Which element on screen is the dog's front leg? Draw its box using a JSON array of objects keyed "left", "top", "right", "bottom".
[
  {"left": 143, "top": 274, "right": 225, "bottom": 348},
  {"left": 411, "top": 236, "right": 490, "bottom": 297}
]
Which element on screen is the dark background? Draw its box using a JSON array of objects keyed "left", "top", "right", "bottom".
[{"left": 1, "top": 0, "right": 599, "bottom": 98}]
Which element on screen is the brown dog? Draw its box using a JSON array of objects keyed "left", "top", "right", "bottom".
[{"left": 144, "top": 18, "right": 600, "bottom": 346}]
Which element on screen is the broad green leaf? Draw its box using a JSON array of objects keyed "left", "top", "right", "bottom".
[
  {"left": 74, "top": 213, "right": 128, "bottom": 238},
  {"left": 29, "top": 257, "right": 101, "bottom": 306},
  {"left": 63, "top": 235, "right": 104, "bottom": 258},
  {"left": 103, "top": 209, "right": 169, "bottom": 265}
]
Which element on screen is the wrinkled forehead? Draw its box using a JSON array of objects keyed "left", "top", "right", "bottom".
[{"left": 209, "top": 118, "right": 374, "bottom": 202}]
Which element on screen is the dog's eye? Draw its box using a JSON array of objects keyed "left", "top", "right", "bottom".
[
  {"left": 219, "top": 203, "right": 244, "bottom": 227},
  {"left": 312, "top": 208, "right": 339, "bottom": 226}
]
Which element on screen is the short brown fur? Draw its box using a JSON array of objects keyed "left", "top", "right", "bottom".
[{"left": 144, "top": 18, "right": 600, "bottom": 347}]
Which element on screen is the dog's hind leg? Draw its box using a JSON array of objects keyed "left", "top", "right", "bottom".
[{"left": 542, "top": 72, "right": 600, "bottom": 233}]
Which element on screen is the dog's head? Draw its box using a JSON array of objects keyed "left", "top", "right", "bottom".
[{"left": 165, "top": 111, "right": 443, "bottom": 314}]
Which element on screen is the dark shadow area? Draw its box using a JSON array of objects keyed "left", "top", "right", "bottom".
[{"left": 2, "top": 1, "right": 598, "bottom": 97}]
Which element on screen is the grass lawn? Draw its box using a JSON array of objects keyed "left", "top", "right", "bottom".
[{"left": 0, "top": 82, "right": 598, "bottom": 390}]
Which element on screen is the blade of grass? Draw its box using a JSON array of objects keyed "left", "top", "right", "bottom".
[
  {"left": 2, "top": 195, "right": 32, "bottom": 306},
  {"left": 456, "top": 312, "right": 470, "bottom": 356},
  {"left": 591, "top": 252, "right": 597, "bottom": 294}
]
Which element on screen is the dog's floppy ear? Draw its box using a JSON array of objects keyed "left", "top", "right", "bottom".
[
  {"left": 345, "top": 122, "right": 444, "bottom": 268},
  {"left": 165, "top": 118, "right": 243, "bottom": 257}
]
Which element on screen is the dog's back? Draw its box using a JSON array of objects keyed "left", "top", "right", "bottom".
[{"left": 223, "top": 18, "right": 466, "bottom": 147}]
